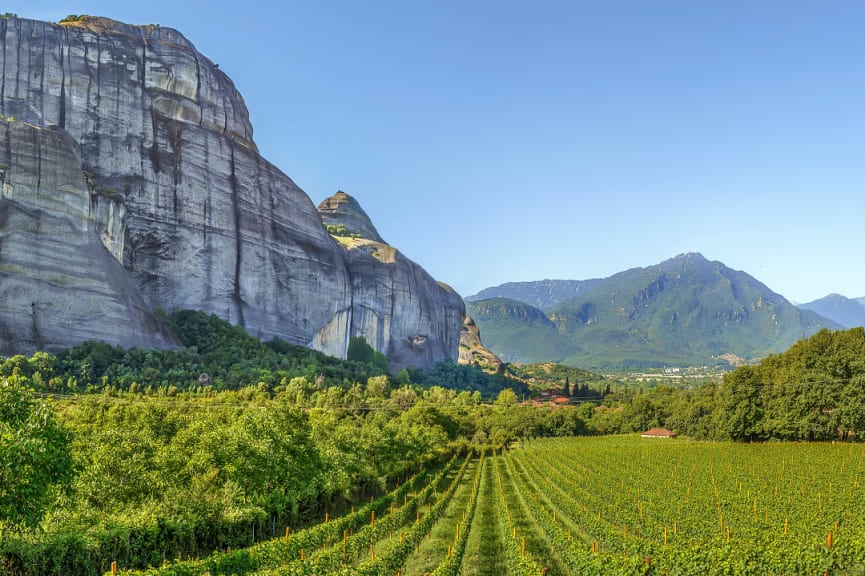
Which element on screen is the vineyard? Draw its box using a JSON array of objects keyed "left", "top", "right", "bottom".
[{"left": 115, "top": 436, "right": 865, "bottom": 575}]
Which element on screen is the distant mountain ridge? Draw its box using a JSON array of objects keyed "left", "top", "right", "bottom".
[
  {"left": 468, "top": 253, "right": 841, "bottom": 370},
  {"left": 798, "top": 294, "right": 865, "bottom": 328},
  {"left": 467, "top": 279, "right": 599, "bottom": 311}
]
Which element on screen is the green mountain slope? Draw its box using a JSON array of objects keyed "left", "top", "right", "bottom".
[
  {"left": 471, "top": 253, "right": 841, "bottom": 370},
  {"left": 467, "top": 298, "right": 573, "bottom": 364}
]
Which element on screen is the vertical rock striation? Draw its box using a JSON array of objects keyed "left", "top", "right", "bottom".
[
  {"left": 0, "top": 16, "right": 463, "bottom": 368},
  {"left": 317, "top": 191, "right": 465, "bottom": 371},
  {"left": 0, "top": 120, "right": 177, "bottom": 354}
]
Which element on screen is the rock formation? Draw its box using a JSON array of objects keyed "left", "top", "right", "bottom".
[
  {"left": 0, "top": 120, "right": 178, "bottom": 353},
  {"left": 318, "top": 191, "right": 386, "bottom": 244},
  {"left": 457, "top": 315, "right": 504, "bottom": 374},
  {"left": 317, "top": 192, "right": 464, "bottom": 370},
  {"left": 0, "top": 15, "right": 463, "bottom": 369}
]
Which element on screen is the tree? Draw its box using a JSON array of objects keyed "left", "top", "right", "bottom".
[
  {"left": 495, "top": 388, "right": 519, "bottom": 407},
  {"left": 347, "top": 336, "right": 390, "bottom": 373},
  {"left": 563, "top": 376, "right": 571, "bottom": 397},
  {"left": 0, "top": 382, "right": 74, "bottom": 530}
]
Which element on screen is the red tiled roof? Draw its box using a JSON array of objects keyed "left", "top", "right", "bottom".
[{"left": 641, "top": 427, "right": 676, "bottom": 437}]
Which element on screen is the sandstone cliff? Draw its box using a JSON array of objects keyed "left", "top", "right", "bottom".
[{"left": 0, "top": 15, "right": 462, "bottom": 369}]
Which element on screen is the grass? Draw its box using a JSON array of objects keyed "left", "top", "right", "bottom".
[
  {"left": 460, "top": 457, "right": 510, "bottom": 576},
  {"left": 496, "top": 454, "right": 570, "bottom": 576},
  {"left": 398, "top": 458, "right": 479, "bottom": 575}
]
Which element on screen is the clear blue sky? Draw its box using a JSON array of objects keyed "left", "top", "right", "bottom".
[{"left": 12, "top": 1, "right": 865, "bottom": 303}]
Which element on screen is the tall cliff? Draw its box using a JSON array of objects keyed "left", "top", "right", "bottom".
[
  {"left": 0, "top": 15, "right": 463, "bottom": 369},
  {"left": 317, "top": 191, "right": 464, "bottom": 370}
]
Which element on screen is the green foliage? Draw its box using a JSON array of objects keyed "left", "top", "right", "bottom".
[
  {"left": 408, "top": 358, "right": 527, "bottom": 398},
  {"left": 0, "top": 310, "right": 600, "bottom": 573},
  {"left": 325, "top": 224, "right": 362, "bottom": 238},
  {"left": 346, "top": 336, "right": 390, "bottom": 373},
  {"left": 58, "top": 14, "right": 91, "bottom": 23},
  {"left": 0, "top": 382, "right": 73, "bottom": 531}
]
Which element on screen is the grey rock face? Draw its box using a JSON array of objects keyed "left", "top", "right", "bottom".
[
  {"left": 318, "top": 191, "right": 386, "bottom": 243},
  {"left": 0, "top": 120, "right": 178, "bottom": 355},
  {"left": 317, "top": 191, "right": 464, "bottom": 370},
  {"left": 0, "top": 16, "right": 462, "bottom": 368}
]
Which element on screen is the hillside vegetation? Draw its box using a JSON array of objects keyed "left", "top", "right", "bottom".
[{"left": 470, "top": 253, "right": 838, "bottom": 370}]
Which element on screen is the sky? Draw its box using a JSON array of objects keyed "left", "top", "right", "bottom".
[{"left": 10, "top": 1, "right": 865, "bottom": 303}]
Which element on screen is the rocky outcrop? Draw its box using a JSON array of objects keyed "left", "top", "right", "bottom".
[
  {"left": 458, "top": 315, "right": 504, "bottom": 374},
  {"left": 318, "top": 191, "right": 386, "bottom": 243},
  {"left": 0, "top": 120, "right": 178, "bottom": 354},
  {"left": 317, "top": 192, "right": 464, "bottom": 370},
  {"left": 0, "top": 15, "right": 463, "bottom": 368}
]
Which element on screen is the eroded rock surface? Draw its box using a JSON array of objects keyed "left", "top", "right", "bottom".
[
  {"left": 317, "top": 191, "right": 464, "bottom": 370},
  {"left": 0, "top": 16, "right": 464, "bottom": 368},
  {"left": 0, "top": 120, "right": 178, "bottom": 354}
]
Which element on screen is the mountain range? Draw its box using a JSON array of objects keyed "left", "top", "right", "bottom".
[
  {"left": 796, "top": 294, "right": 865, "bottom": 329},
  {"left": 467, "top": 253, "right": 842, "bottom": 370}
]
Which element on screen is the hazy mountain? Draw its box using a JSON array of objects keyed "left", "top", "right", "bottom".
[
  {"left": 798, "top": 294, "right": 865, "bottom": 328},
  {"left": 469, "top": 253, "right": 841, "bottom": 370},
  {"left": 467, "top": 279, "right": 599, "bottom": 311}
]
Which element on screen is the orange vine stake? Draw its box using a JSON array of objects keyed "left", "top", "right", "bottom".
[
  {"left": 513, "top": 526, "right": 517, "bottom": 541},
  {"left": 325, "top": 512, "right": 329, "bottom": 523},
  {"left": 400, "top": 532, "right": 404, "bottom": 544},
  {"left": 521, "top": 536, "right": 526, "bottom": 558},
  {"left": 664, "top": 526, "right": 667, "bottom": 546},
  {"left": 827, "top": 532, "right": 833, "bottom": 548},
  {"left": 448, "top": 544, "right": 452, "bottom": 558},
  {"left": 227, "top": 547, "right": 231, "bottom": 556},
  {"left": 285, "top": 527, "right": 290, "bottom": 542},
  {"left": 343, "top": 531, "right": 347, "bottom": 563},
  {"left": 371, "top": 510, "right": 375, "bottom": 527},
  {"left": 300, "top": 549, "right": 305, "bottom": 561},
  {"left": 111, "top": 562, "right": 117, "bottom": 575},
  {"left": 370, "top": 538, "right": 375, "bottom": 561}
]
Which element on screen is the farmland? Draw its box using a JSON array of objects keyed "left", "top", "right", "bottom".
[{"left": 117, "top": 436, "right": 865, "bottom": 575}]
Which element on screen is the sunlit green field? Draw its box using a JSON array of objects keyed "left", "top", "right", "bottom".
[{"left": 119, "top": 436, "right": 865, "bottom": 575}]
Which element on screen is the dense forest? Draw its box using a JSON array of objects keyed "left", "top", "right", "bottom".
[{"left": 1, "top": 314, "right": 864, "bottom": 574}]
